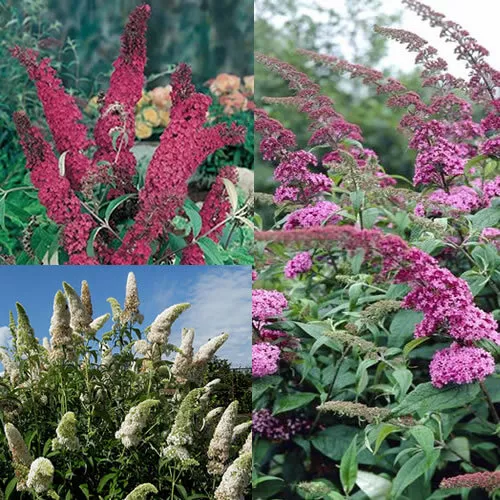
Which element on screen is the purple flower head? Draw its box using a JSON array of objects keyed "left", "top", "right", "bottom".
[
  {"left": 252, "top": 342, "right": 280, "bottom": 377},
  {"left": 414, "top": 139, "right": 465, "bottom": 186},
  {"left": 252, "top": 409, "right": 312, "bottom": 441},
  {"left": 284, "top": 201, "right": 342, "bottom": 230},
  {"left": 284, "top": 252, "right": 313, "bottom": 279},
  {"left": 252, "top": 289, "right": 288, "bottom": 322},
  {"left": 430, "top": 343, "right": 495, "bottom": 388}
]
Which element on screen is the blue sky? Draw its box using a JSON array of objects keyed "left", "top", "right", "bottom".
[{"left": 0, "top": 266, "right": 251, "bottom": 368}]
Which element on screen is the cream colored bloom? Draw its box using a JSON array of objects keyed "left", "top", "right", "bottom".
[
  {"left": 166, "top": 388, "right": 206, "bottom": 447},
  {"left": 107, "top": 297, "right": 123, "bottom": 323},
  {"left": 89, "top": 314, "right": 110, "bottom": 334},
  {"left": 4, "top": 423, "right": 32, "bottom": 467},
  {"left": 207, "top": 401, "right": 238, "bottom": 475},
  {"left": 49, "top": 291, "right": 75, "bottom": 361},
  {"left": 0, "top": 350, "right": 19, "bottom": 384},
  {"left": 240, "top": 431, "right": 251, "bottom": 455},
  {"left": 15, "top": 303, "right": 39, "bottom": 356},
  {"left": 206, "top": 407, "right": 224, "bottom": 424},
  {"left": 231, "top": 421, "right": 251, "bottom": 443},
  {"left": 4, "top": 423, "right": 32, "bottom": 490},
  {"left": 147, "top": 303, "right": 190, "bottom": 345},
  {"left": 190, "top": 333, "right": 229, "bottom": 380},
  {"left": 26, "top": 457, "right": 54, "bottom": 493},
  {"left": 115, "top": 399, "right": 159, "bottom": 448},
  {"left": 52, "top": 412, "right": 79, "bottom": 451},
  {"left": 63, "top": 282, "right": 92, "bottom": 332},
  {"left": 124, "top": 483, "right": 158, "bottom": 500},
  {"left": 80, "top": 281, "right": 93, "bottom": 318},
  {"left": 134, "top": 339, "right": 151, "bottom": 357},
  {"left": 121, "top": 272, "right": 141, "bottom": 324},
  {"left": 214, "top": 451, "right": 252, "bottom": 500},
  {"left": 171, "top": 328, "right": 194, "bottom": 383}
]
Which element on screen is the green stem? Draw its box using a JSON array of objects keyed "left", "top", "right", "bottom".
[
  {"left": 480, "top": 381, "right": 500, "bottom": 424},
  {"left": 309, "top": 347, "right": 350, "bottom": 435}
]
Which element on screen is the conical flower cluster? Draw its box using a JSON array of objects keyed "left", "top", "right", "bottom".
[
  {"left": 207, "top": 401, "right": 239, "bottom": 475},
  {"left": 115, "top": 399, "right": 160, "bottom": 448}
]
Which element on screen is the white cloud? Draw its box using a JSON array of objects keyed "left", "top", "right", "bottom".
[
  {"left": 170, "top": 268, "right": 252, "bottom": 368},
  {"left": 0, "top": 326, "right": 12, "bottom": 372},
  {"left": 0, "top": 326, "right": 11, "bottom": 349}
]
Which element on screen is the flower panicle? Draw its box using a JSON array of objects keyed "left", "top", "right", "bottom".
[
  {"left": 439, "top": 471, "right": 500, "bottom": 492},
  {"left": 93, "top": 4, "right": 151, "bottom": 194},
  {"left": 10, "top": 47, "right": 92, "bottom": 189}
]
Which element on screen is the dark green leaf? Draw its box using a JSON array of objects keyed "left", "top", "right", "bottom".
[
  {"left": 197, "top": 237, "right": 224, "bottom": 265},
  {"left": 340, "top": 435, "right": 358, "bottom": 494},
  {"left": 391, "top": 382, "right": 480, "bottom": 417},
  {"left": 391, "top": 450, "right": 439, "bottom": 498},
  {"left": 273, "top": 392, "right": 317, "bottom": 415}
]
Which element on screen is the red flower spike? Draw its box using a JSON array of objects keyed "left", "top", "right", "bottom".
[
  {"left": 10, "top": 47, "right": 92, "bottom": 190},
  {"left": 13, "top": 112, "right": 98, "bottom": 263},
  {"left": 92, "top": 4, "right": 151, "bottom": 195},
  {"left": 111, "top": 66, "right": 245, "bottom": 265},
  {"left": 180, "top": 166, "right": 239, "bottom": 265}
]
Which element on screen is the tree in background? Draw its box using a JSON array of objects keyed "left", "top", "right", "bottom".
[
  {"left": 47, "top": 0, "right": 253, "bottom": 91},
  {"left": 255, "top": 0, "right": 420, "bottom": 198}
]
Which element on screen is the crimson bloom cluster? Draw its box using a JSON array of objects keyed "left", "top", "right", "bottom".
[{"left": 12, "top": 5, "right": 245, "bottom": 265}]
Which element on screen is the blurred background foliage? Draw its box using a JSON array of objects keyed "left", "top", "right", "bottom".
[{"left": 255, "top": 0, "right": 423, "bottom": 194}]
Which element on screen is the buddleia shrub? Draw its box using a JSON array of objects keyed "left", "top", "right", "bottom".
[
  {"left": 252, "top": 0, "right": 500, "bottom": 498},
  {"left": 7, "top": 5, "right": 253, "bottom": 266},
  {"left": 0, "top": 272, "right": 251, "bottom": 499}
]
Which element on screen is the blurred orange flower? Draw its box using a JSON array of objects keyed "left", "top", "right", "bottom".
[
  {"left": 243, "top": 75, "right": 254, "bottom": 95},
  {"left": 149, "top": 85, "right": 172, "bottom": 110},
  {"left": 209, "top": 73, "right": 241, "bottom": 96}
]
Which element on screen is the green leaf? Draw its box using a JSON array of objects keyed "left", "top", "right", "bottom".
[
  {"left": 468, "top": 207, "right": 500, "bottom": 231},
  {"left": 373, "top": 423, "right": 400, "bottom": 454},
  {"left": 252, "top": 375, "right": 281, "bottom": 402},
  {"left": 184, "top": 199, "right": 202, "bottom": 238},
  {"left": 252, "top": 476, "right": 285, "bottom": 499},
  {"left": 86, "top": 226, "right": 105, "bottom": 258},
  {"left": 409, "top": 426, "right": 435, "bottom": 458},
  {"left": 167, "top": 233, "right": 186, "bottom": 253},
  {"left": 340, "top": 436, "right": 358, "bottom": 495},
  {"left": 391, "top": 450, "right": 439, "bottom": 498},
  {"left": 98, "top": 472, "right": 117, "bottom": 493},
  {"left": 273, "top": 392, "right": 318, "bottom": 415},
  {"left": 392, "top": 368, "right": 413, "bottom": 401},
  {"left": 442, "top": 437, "right": 470, "bottom": 463},
  {"left": 351, "top": 249, "right": 365, "bottom": 274},
  {"left": 104, "top": 194, "right": 135, "bottom": 222},
  {"left": 79, "top": 484, "right": 90, "bottom": 499},
  {"left": 389, "top": 310, "right": 423, "bottom": 347},
  {"left": 350, "top": 190, "right": 365, "bottom": 212},
  {"left": 403, "top": 337, "right": 429, "bottom": 357},
  {"left": 197, "top": 237, "right": 224, "bottom": 265},
  {"left": 391, "top": 382, "right": 480, "bottom": 417},
  {"left": 5, "top": 477, "right": 17, "bottom": 500},
  {"left": 313, "top": 425, "right": 383, "bottom": 465}
]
